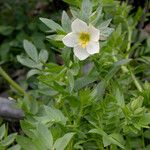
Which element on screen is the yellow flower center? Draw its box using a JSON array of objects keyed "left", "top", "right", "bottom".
[{"left": 79, "top": 32, "right": 90, "bottom": 48}]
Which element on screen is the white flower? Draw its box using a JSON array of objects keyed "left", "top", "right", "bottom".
[{"left": 62, "top": 18, "right": 100, "bottom": 60}]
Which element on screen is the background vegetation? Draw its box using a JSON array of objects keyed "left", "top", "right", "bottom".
[{"left": 0, "top": 0, "right": 149, "bottom": 149}]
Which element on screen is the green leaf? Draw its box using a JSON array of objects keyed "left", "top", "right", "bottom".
[
  {"left": 102, "top": 136, "right": 111, "bottom": 147},
  {"left": 27, "top": 69, "right": 41, "bottom": 79},
  {"left": 20, "top": 121, "right": 35, "bottom": 138},
  {"left": 131, "top": 96, "right": 144, "bottom": 111},
  {"left": 47, "top": 35, "right": 65, "bottom": 41},
  {"left": 70, "top": 7, "right": 80, "bottom": 19},
  {"left": 53, "top": 133, "right": 75, "bottom": 150},
  {"left": 92, "top": 59, "right": 130, "bottom": 100},
  {"left": 0, "top": 42, "right": 10, "bottom": 61},
  {"left": 0, "top": 144, "right": 4, "bottom": 150},
  {"left": 44, "top": 106, "right": 67, "bottom": 125},
  {"left": 30, "top": 98, "right": 38, "bottom": 115},
  {"left": 140, "top": 113, "right": 150, "bottom": 125},
  {"left": 147, "top": 37, "right": 150, "bottom": 48},
  {"left": 100, "top": 27, "right": 114, "bottom": 40},
  {"left": 89, "top": 128, "right": 107, "bottom": 137},
  {"left": 74, "top": 75, "right": 98, "bottom": 91},
  {"left": 40, "top": 18, "right": 64, "bottom": 33},
  {"left": 61, "top": 11, "right": 71, "bottom": 32},
  {"left": 44, "top": 63, "right": 64, "bottom": 73},
  {"left": 23, "top": 40, "right": 39, "bottom": 62},
  {"left": 1, "top": 133, "right": 17, "bottom": 146},
  {"left": 81, "top": 0, "right": 92, "bottom": 22},
  {"left": 63, "top": 0, "right": 80, "bottom": 7},
  {"left": 0, "top": 124, "right": 5, "bottom": 140},
  {"left": 114, "top": 83, "right": 125, "bottom": 107},
  {"left": 61, "top": 48, "right": 71, "bottom": 65},
  {"left": 144, "top": 130, "right": 150, "bottom": 139},
  {"left": 17, "top": 55, "right": 42, "bottom": 69},
  {"left": 90, "top": 6, "right": 102, "bottom": 26},
  {"left": 39, "top": 49, "right": 48, "bottom": 63},
  {"left": 7, "top": 144, "right": 21, "bottom": 150},
  {"left": 89, "top": 129, "right": 125, "bottom": 149},
  {"left": 110, "top": 133, "right": 125, "bottom": 148},
  {"left": 114, "top": 59, "right": 131, "bottom": 67},
  {"left": 102, "top": 59, "right": 130, "bottom": 82},
  {"left": 92, "top": 80, "right": 106, "bottom": 100},
  {"left": 67, "top": 70, "right": 74, "bottom": 92},
  {"left": 99, "top": 19, "right": 112, "bottom": 29},
  {"left": 16, "top": 136, "right": 36, "bottom": 150},
  {"left": 0, "top": 26, "right": 14, "bottom": 36},
  {"left": 79, "top": 88, "right": 93, "bottom": 106},
  {"left": 36, "top": 124, "right": 53, "bottom": 149},
  {"left": 108, "top": 135, "right": 125, "bottom": 149}
]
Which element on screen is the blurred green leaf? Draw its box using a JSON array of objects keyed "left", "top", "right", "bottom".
[
  {"left": 47, "top": 35, "right": 65, "bottom": 41},
  {"left": 16, "top": 136, "right": 36, "bottom": 150},
  {"left": 99, "top": 19, "right": 112, "bottom": 29},
  {"left": 40, "top": 18, "right": 64, "bottom": 33},
  {"left": 53, "top": 133, "right": 75, "bottom": 150},
  {"left": 100, "top": 27, "right": 114, "bottom": 40},
  {"left": 0, "top": 26, "right": 14, "bottom": 36},
  {"left": 1, "top": 133, "right": 17, "bottom": 147},
  {"left": 74, "top": 75, "right": 98, "bottom": 91},
  {"left": 144, "top": 130, "right": 150, "bottom": 139},
  {"left": 63, "top": 0, "right": 80, "bottom": 7},
  {"left": 7, "top": 144, "right": 21, "bottom": 150},
  {"left": 81, "top": 0, "right": 92, "bottom": 22},
  {"left": 90, "top": 6, "right": 102, "bottom": 26},
  {"left": 39, "top": 49, "right": 48, "bottom": 63},
  {"left": 61, "top": 11, "right": 71, "bottom": 32},
  {"left": 0, "top": 124, "right": 5, "bottom": 140},
  {"left": 27, "top": 69, "right": 41, "bottom": 79}
]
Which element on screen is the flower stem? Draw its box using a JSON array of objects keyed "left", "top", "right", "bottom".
[{"left": 0, "top": 66, "right": 27, "bottom": 96}]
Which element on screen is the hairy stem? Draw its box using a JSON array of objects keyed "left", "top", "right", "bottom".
[
  {"left": 0, "top": 67, "right": 27, "bottom": 96},
  {"left": 129, "top": 67, "right": 143, "bottom": 92}
]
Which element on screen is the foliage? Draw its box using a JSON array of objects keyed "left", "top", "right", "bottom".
[
  {"left": 0, "top": 0, "right": 150, "bottom": 150},
  {"left": 0, "top": 124, "right": 18, "bottom": 150}
]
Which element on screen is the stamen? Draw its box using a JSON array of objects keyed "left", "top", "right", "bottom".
[{"left": 79, "top": 32, "right": 90, "bottom": 48}]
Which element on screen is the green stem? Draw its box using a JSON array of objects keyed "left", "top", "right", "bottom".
[
  {"left": 0, "top": 67, "right": 27, "bottom": 96},
  {"left": 129, "top": 67, "right": 143, "bottom": 92},
  {"left": 127, "top": 27, "right": 132, "bottom": 52},
  {"left": 125, "top": 19, "right": 132, "bottom": 59},
  {"left": 141, "top": 128, "right": 145, "bottom": 148},
  {"left": 74, "top": 106, "right": 83, "bottom": 127},
  {"left": 124, "top": 18, "right": 132, "bottom": 53}
]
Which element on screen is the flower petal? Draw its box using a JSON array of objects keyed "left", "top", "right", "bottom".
[
  {"left": 73, "top": 45, "right": 90, "bottom": 60},
  {"left": 71, "top": 19, "right": 88, "bottom": 33},
  {"left": 88, "top": 25, "right": 100, "bottom": 41},
  {"left": 62, "top": 32, "right": 78, "bottom": 47},
  {"left": 86, "top": 41, "right": 100, "bottom": 54}
]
